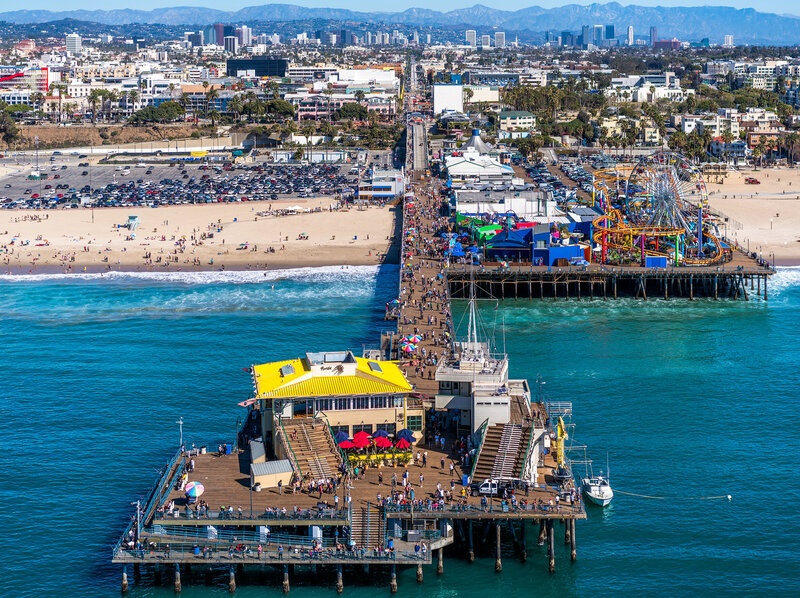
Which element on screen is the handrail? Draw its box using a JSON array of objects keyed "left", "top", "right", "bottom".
[
  {"left": 154, "top": 506, "right": 349, "bottom": 522},
  {"left": 384, "top": 499, "right": 583, "bottom": 516},
  {"left": 142, "top": 451, "right": 185, "bottom": 526},
  {"left": 277, "top": 416, "right": 303, "bottom": 478},
  {"left": 469, "top": 418, "right": 490, "bottom": 481},
  {"left": 326, "top": 417, "right": 351, "bottom": 476},
  {"left": 520, "top": 424, "right": 535, "bottom": 483}
]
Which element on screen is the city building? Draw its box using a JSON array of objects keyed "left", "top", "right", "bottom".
[
  {"left": 65, "top": 33, "right": 82, "bottom": 55},
  {"left": 357, "top": 169, "right": 406, "bottom": 200},
  {"left": 223, "top": 36, "right": 239, "bottom": 54},
  {"left": 650, "top": 26, "right": 658, "bottom": 45},
  {"left": 627, "top": 26, "right": 634, "bottom": 46},
  {"left": 481, "top": 35, "right": 491, "bottom": 48},
  {"left": 495, "top": 32, "right": 506, "bottom": 49},
  {"left": 432, "top": 83, "right": 464, "bottom": 115},
  {"left": 226, "top": 57, "right": 288, "bottom": 77},
  {"left": 723, "top": 35, "right": 734, "bottom": 47},
  {"left": 466, "top": 30, "right": 477, "bottom": 47},
  {"left": 498, "top": 110, "right": 536, "bottom": 132}
]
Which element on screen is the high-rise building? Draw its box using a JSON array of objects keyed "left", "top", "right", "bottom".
[
  {"left": 560, "top": 30, "right": 573, "bottom": 47},
  {"left": 188, "top": 32, "right": 204, "bottom": 47},
  {"left": 495, "top": 31, "right": 506, "bottom": 49},
  {"left": 650, "top": 26, "right": 658, "bottom": 45},
  {"left": 65, "top": 33, "right": 82, "bottom": 54},
  {"left": 223, "top": 36, "right": 238, "bottom": 54},
  {"left": 481, "top": 34, "right": 491, "bottom": 48},
  {"left": 466, "top": 30, "right": 477, "bottom": 47},
  {"left": 581, "top": 25, "right": 591, "bottom": 47},
  {"left": 240, "top": 25, "right": 252, "bottom": 46},
  {"left": 426, "top": 33, "right": 431, "bottom": 45},
  {"left": 627, "top": 26, "right": 634, "bottom": 46},
  {"left": 593, "top": 25, "right": 603, "bottom": 45},
  {"left": 214, "top": 24, "right": 226, "bottom": 46},
  {"left": 605, "top": 25, "right": 615, "bottom": 41},
  {"left": 339, "top": 29, "right": 349, "bottom": 47},
  {"left": 203, "top": 25, "right": 216, "bottom": 45},
  {"left": 723, "top": 34, "right": 734, "bottom": 47}
]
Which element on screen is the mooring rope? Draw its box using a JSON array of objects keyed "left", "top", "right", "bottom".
[{"left": 614, "top": 490, "right": 731, "bottom": 500}]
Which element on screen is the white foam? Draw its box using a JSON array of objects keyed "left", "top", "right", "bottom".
[
  {"left": 767, "top": 266, "right": 800, "bottom": 295},
  {"left": 0, "top": 265, "right": 393, "bottom": 285}
]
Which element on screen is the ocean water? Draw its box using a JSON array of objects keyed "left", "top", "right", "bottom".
[{"left": 2, "top": 265, "right": 799, "bottom": 596}]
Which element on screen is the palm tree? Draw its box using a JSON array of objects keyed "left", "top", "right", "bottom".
[
  {"left": 228, "top": 95, "right": 243, "bottom": 122},
  {"left": 301, "top": 123, "right": 315, "bottom": 163},
  {"left": 88, "top": 89, "right": 102, "bottom": 123},
  {"left": 205, "top": 87, "right": 219, "bottom": 115},
  {"left": 354, "top": 89, "right": 366, "bottom": 104},
  {"left": 128, "top": 90, "right": 139, "bottom": 112},
  {"left": 208, "top": 109, "right": 220, "bottom": 128}
]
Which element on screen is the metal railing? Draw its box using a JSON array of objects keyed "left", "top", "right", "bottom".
[
  {"left": 469, "top": 418, "right": 490, "bottom": 481},
  {"left": 383, "top": 499, "right": 583, "bottom": 517},
  {"left": 277, "top": 416, "right": 302, "bottom": 478},
  {"left": 141, "top": 449, "right": 185, "bottom": 526},
  {"left": 154, "top": 506, "right": 349, "bottom": 523}
]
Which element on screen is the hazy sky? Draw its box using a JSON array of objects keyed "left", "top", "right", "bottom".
[{"left": 16, "top": 0, "right": 800, "bottom": 15}]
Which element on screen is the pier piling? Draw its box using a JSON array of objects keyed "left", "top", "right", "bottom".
[
  {"left": 337, "top": 564, "right": 344, "bottom": 594},
  {"left": 570, "top": 520, "right": 577, "bottom": 562},
  {"left": 495, "top": 522, "right": 503, "bottom": 573},
  {"left": 228, "top": 565, "right": 236, "bottom": 593},
  {"left": 538, "top": 520, "right": 546, "bottom": 546},
  {"left": 416, "top": 563, "right": 424, "bottom": 583},
  {"left": 547, "top": 520, "right": 555, "bottom": 574},
  {"left": 174, "top": 564, "right": 181, "bottom": 593},
  {"left": 282, "top": 564, "right": 290, "bottom": 594},
  {"left": 468, "top": 520, "right": 475, "bottom": 563},
  {"left": 390, "top": 565, "right": 398, "bottom": 594},
  {"left": 121, "top": 565, "right": 129, "bottom": 593},
  {"left": 520, "top": 519, "right": 527, "bottom": 562},
  {"left": 437, "top": 547, "right": 444, "bottom": 575},
  {"left": 565, "top": 519, "right": 571, "bottom": 545}
]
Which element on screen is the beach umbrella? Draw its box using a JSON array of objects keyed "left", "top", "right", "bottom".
[
  {"left": 400, "top": 343, "right": 416, "bottom": 353},
  {"left": 353, "top": 430, "right": 372, "bottom": 442},
  {"left": 389, "top": 299, "right": 400, "bottom": 305},
  {"left": 352, "top": 436, "right": 370, "bottom": 449},
  {"left": 374, "top": 437, "right": 393, "bottom": 449},
  {"left": 373, "top": 429, "right": 390, "bottom": 438},
  {"left": 338, "top": 440, "right": 356, "bottom": 449},
  {"left": 185, "top": 481, "right": 205, "bottom": 498},
  {"left": 394, "top": 438, "right": 411, "bottom": 450},
  {"left": 450, "top": 250, "right": 466, "bottom": 257},
  {"left": 408, "top": 335, "right": 422, "bottom": 343},
  {"left": 334, "top": 430, "right": 350, "bottom": 443},
  {"left": 396, "top": 428, "right": 415, "bottom": 442}
]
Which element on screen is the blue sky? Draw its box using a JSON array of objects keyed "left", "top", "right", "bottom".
[{"left": 18, "top": 1, "right": 800, "bottom": 15}]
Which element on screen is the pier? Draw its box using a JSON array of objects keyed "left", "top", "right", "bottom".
[{"left": 112, "top": 119, "right": 587, "bottom": 592}]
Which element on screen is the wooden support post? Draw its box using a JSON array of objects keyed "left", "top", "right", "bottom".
[
  {"left": 416, "top": 563, "right": 423, "bottom": 583},
  {"left": 689, "top": 274, "right": 693, "bottom": 300},
  {"left": 758, "top": 275, "right": 761, "bottom": 297},
  {"left": 613, "top": 275, "right": 617, "bottom": 299},
  {"left": 337, "top": 564, "right": 344, "bottom": 594},
  {"left": 764, "top": 276, "right": 768, "bottom": 301},
  {"left": 495, "top": 522, "right": 503, "bottom": 572},
  {"left": 283, "top": 564, "right": 290, "bottom": 594},
  {"left": 570, "top": 520, "right": 577, "bottom": 562},
  {"left": 228, "top": 565, "right": 236, "bottom": 593},
  {"left": 742, "top": 276, "right": 749, "bottom": 301},
  {"left": 390, "top": 564, "right": 398, "bottom": 594},
  {"left": 564, "top": 518, "right": 571, "bottom": 545},
  {"left": 714, "top": 274, "right": 718, "bottom": 300},
  {"left": 520, "top": 519, "right": 527, "bottom": 563},
  {"left": 437, "top": 547, "right": 444, "bottom": 575},
  {"left": 540, "top": 279, "right": 543, "bottom": 300},
  {"left": 554, "top": 278, "right": 557, "bottom": 300},
  {"left": 538, "top": 520, "right": 546, "bottom": 545},
  {"left": 468, "top": 519, "right": 475, "bottom": 563},
  {"left": 121, "top": 565, "right": 129, "bottom": 594},
  {"left": 641, "top": 276, "right": 647, "bottom": 300},
  {"left": 174, "top": 564, "right": 181, "bottom": 594},
  {"left": 547, "top": 520, "right": 555, "bottom": 574}
]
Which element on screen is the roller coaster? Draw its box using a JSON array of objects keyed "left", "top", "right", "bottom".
[{"left": 590, "top": 152, "right": 727, "bottom": 266}]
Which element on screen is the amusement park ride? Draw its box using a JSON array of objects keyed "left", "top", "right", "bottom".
[{"left": 590, "top": 152, "right": 726, "bottom": 266}]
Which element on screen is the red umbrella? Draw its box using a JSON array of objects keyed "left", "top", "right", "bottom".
[
  {"left": 353, "top": 430, "right": 372, "bottom": 442},
  {"left": 374, "top": 437, "right": 393, "bottom": 449},
  {"left": 394, "top": 438, "right": 411, "bottom": 450},
  {"left": 352, "top": 436, "right": 370, "bottom": 449},
  {"left": 338, "top": 440, "right": 356, "bottom": 449}
]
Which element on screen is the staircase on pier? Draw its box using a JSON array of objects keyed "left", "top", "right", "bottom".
[
  {"left": 280, "top": 418, "right": 341, "bottom": 480},
  {"left": 471, "top": 423, "right": 532, "bottom": 482},
  {"left": 351, "top": 504, "right": 385, "bottom": 549}
]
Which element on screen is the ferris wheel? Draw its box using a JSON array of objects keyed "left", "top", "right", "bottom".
[{"left": 624, "top": 152, "right": 708, "bottom": 231}]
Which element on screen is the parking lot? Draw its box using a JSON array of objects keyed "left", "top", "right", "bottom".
[{"left": 0, "top": 149, "right": 396, "bottom": 210}]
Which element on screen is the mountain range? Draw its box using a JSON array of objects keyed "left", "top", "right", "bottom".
[{"left": 2, "top": 3, "right": 800, "bottom": 45}]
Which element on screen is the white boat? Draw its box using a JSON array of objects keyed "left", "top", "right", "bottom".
[{"left": 581, "top": 474, "right": 614, "bottom": 506}]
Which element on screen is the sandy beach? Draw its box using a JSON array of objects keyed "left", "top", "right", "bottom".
[
  {"left": 708, "top": 167, "right": 800, "bottom": 262},
  {"left": 0, "top": 198, "right": 399, "bottom": 273}
]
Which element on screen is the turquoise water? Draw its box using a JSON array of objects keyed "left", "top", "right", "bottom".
[{"left": 2, "top": 266, "right": 799, "bottom": 596}]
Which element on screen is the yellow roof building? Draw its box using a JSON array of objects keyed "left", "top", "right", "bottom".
[{"left": 252, "top": 351, "right": 411, "bottom": 399}]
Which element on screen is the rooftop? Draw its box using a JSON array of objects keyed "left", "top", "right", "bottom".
[{"left": 252, "top": 352, "right": 412, "bottom": 399}]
